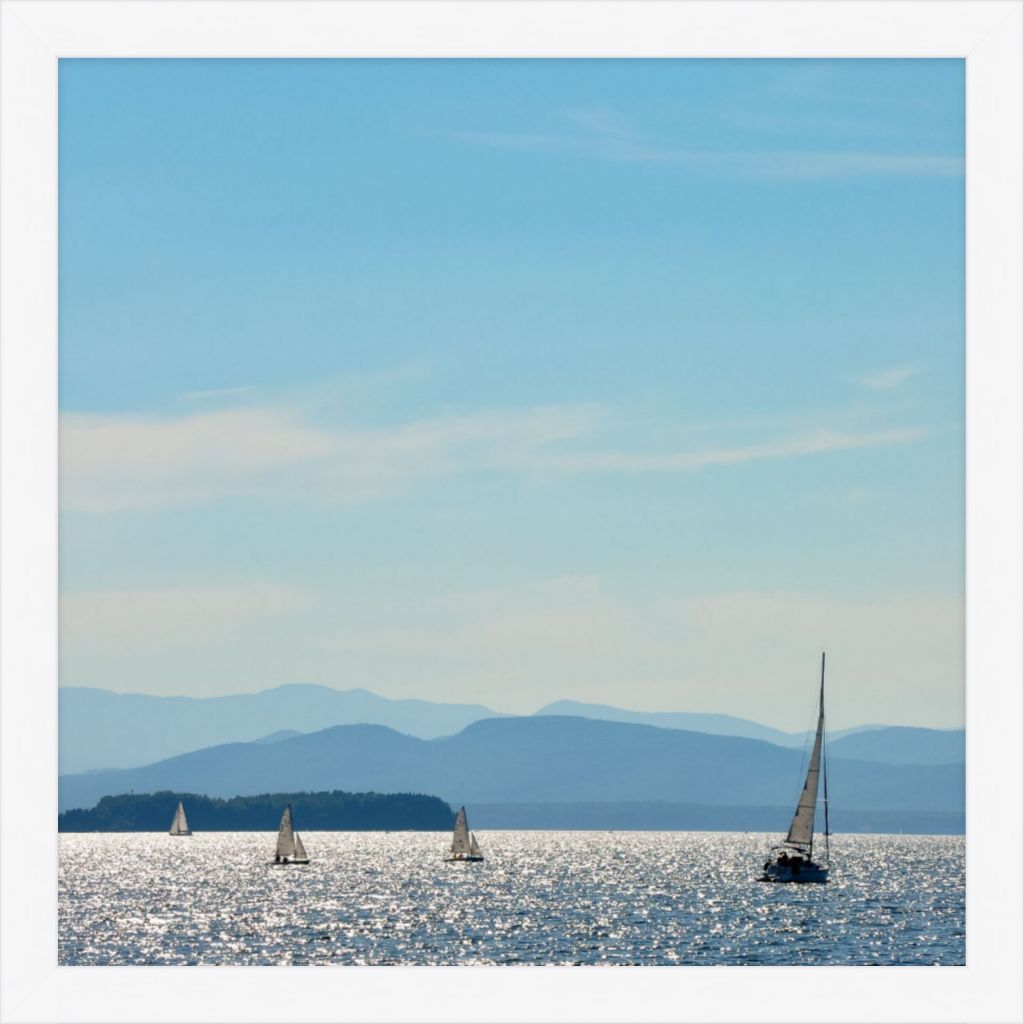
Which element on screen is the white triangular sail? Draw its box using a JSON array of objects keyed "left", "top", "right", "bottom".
[
  {"left": 785, "top": 662, "right": 825, "bottom": 851},
  {"left": 451, "top": 807, "right": 471, "bottom": 857},
  {"left": 294, "top": 833, "right": 308, "bottom": 861},
  {"left": 469, "top": 832, "right": 482, "bottom": 858},
  {"left": 169, "top": 800, "right": 191, "bottom": 836},
  {"left": 276, "top": 805, "right": 296, "bottom": 859}
]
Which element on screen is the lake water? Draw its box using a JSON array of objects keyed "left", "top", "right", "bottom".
[{"left": 58, "top": 831, "right": 964, "bottom": 966}]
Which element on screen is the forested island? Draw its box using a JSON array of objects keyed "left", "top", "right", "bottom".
[{"left": 58, "top": 790, "right": 455, "bottom": 832}]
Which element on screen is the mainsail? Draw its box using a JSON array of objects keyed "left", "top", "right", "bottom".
[
  {"left": 785, "top": 653, "right": 826, "bottom": 851},
  {"left": 294, "top": 833, "right": 308, "bottom": 861},
  {"left": 451, "top": 807, "right": 471, "bottom": 857},
  {"left": 169, "top": 800, "right": 191, "bottom": 836},
  {"left": 276, "top": 805, "right": 296, "bottom": 859}
]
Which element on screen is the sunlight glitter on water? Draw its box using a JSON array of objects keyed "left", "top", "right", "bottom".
[{"left": 58, "top": 831, "right": 964, "bottom": 966}]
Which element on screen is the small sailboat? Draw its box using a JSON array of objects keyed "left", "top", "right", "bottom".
[
  {"left": 169, "top": 800, "right": 192, "bottom": 836},
  {"left": 445, "top": 806, "right": 484, "bottom": 862},
  {"left": 761, "top": 653, "right": 830, "bottom": 884},
  {"left": 272, "top": 803, "right": 310, "bottom": 865}
]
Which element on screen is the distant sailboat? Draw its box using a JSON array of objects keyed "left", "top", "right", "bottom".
[
  {"left": 445, "top": 806, "right": 484, "bottom": 862},
  {"left": 760, "top": 653, "right": 830, "bottom": 884},
  {"left": 272, "top": 804, "right": 310, "bottom": 865},
  {"left": 169, "top": 800, "right": 192, "bottom": 836}
]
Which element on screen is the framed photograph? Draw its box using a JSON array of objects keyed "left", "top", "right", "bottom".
[{"left": 1, "top": 2, "right": 1020, "bottom": 1022}]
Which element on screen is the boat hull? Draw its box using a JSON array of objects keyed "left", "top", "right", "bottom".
[
  {"left": 271, "top": 859, "right": 310, "bottom": 866},
  {"left": 445, "top": 856, "right": 484, "bottom": 863},
  {"left": 760, "top": 861, "right": 828, "bottom": 884}
]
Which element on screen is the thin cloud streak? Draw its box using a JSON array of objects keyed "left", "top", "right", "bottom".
[
  {"left": 179, "top": 385, "right": 261, "bottom": 403},
  {"left": 535, "top": 428, "right": 927, "bottom": 473},
  {"left": 453, "top": 128, "right": 963, "bottom": 181},
  {"left": 60, "top": 403, "right": 927, "bottom": 513},
  {"left": 452, "top": 98, "right": 962, "bottom": 180},
  {"left": 857, "top": 366, "right": 919, "bottom": 391},
  {"left": 59, "top": 404, "right": 596, "bottom": 513}
]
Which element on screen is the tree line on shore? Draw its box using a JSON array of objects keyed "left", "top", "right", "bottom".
[{"left": 58, "top": 789, "right": 455, "bottom": 831}]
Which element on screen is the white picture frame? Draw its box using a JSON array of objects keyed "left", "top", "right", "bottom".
[{"left": 1, "top": 2, "right": 1020, "bottom": 1021}]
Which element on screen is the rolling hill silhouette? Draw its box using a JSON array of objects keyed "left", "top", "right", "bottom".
[
  {"left": 59, "top": 685, "right": 963, "bottom": 774},
  {"left": 59, "top": 715, "right": 964, "bottom": 825}
]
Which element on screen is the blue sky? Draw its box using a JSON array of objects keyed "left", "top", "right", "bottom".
[{"left": 58, "top": 59, "right": 964, "bottom": 729}]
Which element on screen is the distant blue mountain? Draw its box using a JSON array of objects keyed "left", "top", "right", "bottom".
[
  {"left": 59, "top": 686, "right": 964, "bottom": 776},
  {"left": 533, "top": 699, "right": 797, "bottom": 744},
  {"left": 252, "top": 730, "right": 305, "bottom": 744},
  {"left": 828, "top": 726, "right": 964, "bottom": 765},
  {"left": 58, "top": 715, "right": 964, "bottom": 823},
  {"left": 58, "top": 685, "right": 505, "bottom": 774},
  {"left": 533, "top": 700, "right": 889, "bottom": 748}
]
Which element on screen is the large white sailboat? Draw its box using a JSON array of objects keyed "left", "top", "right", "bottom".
[
  {"left": 272, "top": 804, "right": 310, "bottom": 865},
  {"left": 169, "top": 800, "right": 192, "bottom": 836},
  {"left": 761, "top": 653, "right": 830, "bottom": 884},
  {"left": 445, "top": 806, "right": 484, "bottom": 862}
]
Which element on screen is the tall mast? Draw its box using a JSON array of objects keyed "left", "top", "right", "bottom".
[
  {"left": 808, "top": 651, "right": 825, "bottom": 861},
  {"left": 821, "top": 651, "right": 830, "bottom": 864}
]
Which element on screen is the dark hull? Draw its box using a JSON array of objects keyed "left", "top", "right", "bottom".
[
  {"left": 759, "top": 862, "right": 828, "bottom": 884},
  {"left": 445, "top": 856, "right": 484, "bottom": 863}
]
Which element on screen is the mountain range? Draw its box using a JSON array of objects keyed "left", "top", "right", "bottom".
[
  {"left": 58, "top": 684, "right": 504, "bottom": 774},
  {"left": 59, "top": 684, "right": 964, "bottom": 774},
  {"left": 535, "top": 699, "right": 816, "bottom": 745},
  {"left": 58, "top": 715, "right": 965, "bottom": 830}
]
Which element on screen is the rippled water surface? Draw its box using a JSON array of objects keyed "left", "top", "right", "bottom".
[{"left": 59, "top": 832, "right": 964, "bottom": 965}]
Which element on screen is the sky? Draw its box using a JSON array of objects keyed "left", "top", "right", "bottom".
[{"left": 57, "top": 59, "right": 965, "bottom": 730}]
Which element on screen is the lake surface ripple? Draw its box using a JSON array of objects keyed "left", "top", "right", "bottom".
[{"left": 58, "top": 831, "right": 964, "bottom": 966}]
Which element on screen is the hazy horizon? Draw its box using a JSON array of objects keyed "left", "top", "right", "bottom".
[
  {"left": 59, "top": 59, "right": 964, "bottom": 733},
  {"left": 55, "top": 678, "right": 961, "bottom": 735}
]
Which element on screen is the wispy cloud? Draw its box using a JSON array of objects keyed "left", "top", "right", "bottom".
[
  {"left": 535, "top": 428, "right": 926, "bottom": 473},
  {"left": 61, "top": 407, "right": 336, "bottom": 511},
  {"left": 857, "top": 366, "right": 919, "bottom": 391},
  {"left": 179, "top": 385, "right": 261, "bottom": 403},
  {"left": 60, "top": 399, "right": 927, "bottom": 514},
  {"left": 453, "top": 107, "right": 963, "bottom": 181},
  {"left": 59, "top": 404, "right": 595, "bottom": 513}
]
